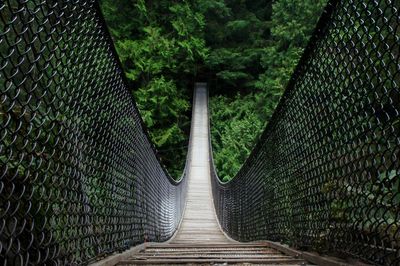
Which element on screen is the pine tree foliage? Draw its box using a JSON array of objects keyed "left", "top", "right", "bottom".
[
  {"left": 101, "top": 0, "right": 207, "bottom": 177},
  {"left": 101, "top": 0, "right": 328, "bottom": 180},
  {"left": 208, "top": 0, "right": 328, "bottom": 179}
]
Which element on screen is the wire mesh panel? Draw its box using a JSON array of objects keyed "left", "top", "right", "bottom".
[
  {"left": 0, "top": 0, "right": 187, "bottom": 264},
  {"left": 211, "top": 0, "right": 399, "bottom": 265}
]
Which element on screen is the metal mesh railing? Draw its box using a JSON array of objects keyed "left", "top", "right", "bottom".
[
  {"left": 0, "top": 1, "right": 188, "bottom": 264},
  {"left": 210, "top": 0, "right": 399, "bottom": 265}
]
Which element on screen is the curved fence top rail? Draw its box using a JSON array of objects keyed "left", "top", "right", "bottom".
[
  {"left": 210, "top": 0, "right": 399, "bottom": 265},
  {"left": 0, "top": 1, "right": 189, "bottom": 264}
]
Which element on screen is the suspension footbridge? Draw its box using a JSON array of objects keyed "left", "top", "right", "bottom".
[{"left": 0, "top": 0, "right": 399, "bottom": 265}]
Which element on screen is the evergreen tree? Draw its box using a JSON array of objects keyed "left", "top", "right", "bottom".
[
  {"left": 101, "top": 0, "right": 208, "bottom": 177},
  {"left": 209, "top": 0, "right": 327, "bottom": 179},
  {"left": 101, "top": 0, "right": 328, "bottom": 180}
]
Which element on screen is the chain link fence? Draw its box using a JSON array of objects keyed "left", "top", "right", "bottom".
[
  {"left": 0, "top": 1, "right": 188, "bottom": 264},
  {"left": 211, "top": 0, "right": 399, "bottom": 265}
]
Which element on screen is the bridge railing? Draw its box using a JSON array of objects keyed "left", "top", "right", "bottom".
[
  {"left": 0, "top": 1, "right": 189, "bottom": 264},
  {"left": 210, "top": 0, "right": 399, "bottom": 265}
]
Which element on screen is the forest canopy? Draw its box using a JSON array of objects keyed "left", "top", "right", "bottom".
[{"left": 101, "top": 0, "right": 327, "bottom": 180}]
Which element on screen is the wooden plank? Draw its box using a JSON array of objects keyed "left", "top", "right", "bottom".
[
  {"left": 118, "top": 258, "right": 306, "bottom": 264},
  {"left": 130, "top": 255, "right": 292, "bottom": 259},
  {"left": 147, "top": 244, "right": 270, "bottom": 248},
  {"left": 142, "top": 251, "right": 281, "bottom": 254}
]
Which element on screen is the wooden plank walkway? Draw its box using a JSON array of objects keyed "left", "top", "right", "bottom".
[
  {"left": 93, "top": 83, "right": 359, "bottom": 265},
  {"left": 171, "top": 83, "right": 231, "bottom": 244}
]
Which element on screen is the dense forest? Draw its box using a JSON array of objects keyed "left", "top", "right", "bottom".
[{"left": 101, "top": 0, "right": 327, "bottom": 180}]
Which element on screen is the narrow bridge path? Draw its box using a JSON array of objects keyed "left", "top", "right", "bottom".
[{"left": 171, "top": 83, "right": 231, "bottom": 244}]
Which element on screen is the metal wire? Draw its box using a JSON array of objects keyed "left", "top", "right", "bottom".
[
  {"left": 0, "top": 1, "right": 188, "bottom": 264},
  {"left": 210, "top": 0, "right": 400, "bottom": 265}
]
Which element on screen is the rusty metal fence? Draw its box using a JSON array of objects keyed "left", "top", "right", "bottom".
[
  {"left": 210, "top": 0, "right": 399, "bottom": 265},
  {"left": 0, "top": 1, "right": 188, "bottom": 264}
]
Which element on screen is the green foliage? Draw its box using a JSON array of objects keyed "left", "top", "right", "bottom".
[
  {"left": 210, "top": 94, "right": 264, "bottom": 181},
  {"left": 101, "top": 0, "right": 328, "bottom": 180},
  {"left": 209, "top": 0, "right": 328, "bottom": 180},
  {"left": 204, "top": 0, "right": 271, "bottom": 91},
  {"left": 135, "top": 76, "right": 189, "bottom": 147},
  {"left": 101, "top": 0, "right": 207, "bottom": 177}
]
